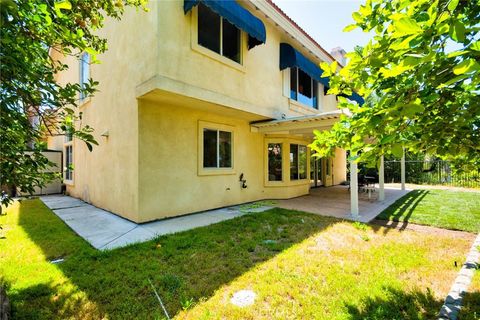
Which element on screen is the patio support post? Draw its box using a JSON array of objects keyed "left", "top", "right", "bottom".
[
  {"left": 350, "top": 160, "right": 359, "bottom": 218},
  {"left": 379, "top": 155, "right": 385, "bottom": 201},
  {"left": 401, "top": 149, "right": 406, "bottom": 191}
]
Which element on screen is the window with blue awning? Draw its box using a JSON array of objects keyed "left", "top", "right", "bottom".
[
  {"left": 184, "top": 0, "right": 266, "bottom": 49},
  {"left": 280, "top": 43, "right": 364, "bottom": 105}
]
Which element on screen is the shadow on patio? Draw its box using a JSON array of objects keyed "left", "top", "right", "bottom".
[{"left": 277, "top": 185, "right": 410, "bottom": 222}]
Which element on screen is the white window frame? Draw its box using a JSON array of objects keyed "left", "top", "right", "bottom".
[
  {"left": 290, "top": 143, "right": 308, "bottom": 181},
  {"left": 267, "top": 142, "right": 284, "bottom": 183},
  {"left": 64, "top": 141, "right": 74, "bottom": 184},
  {"left": 202, "top": 129, "right": 233, "bottom": 169},
  {"left": 79, "top": 52, "right": 90, "bottom": 102},
  {"left": 290, "top": 67, "right": 318, "bottom": 109},
  {"left": 191, "top": 6, "right": 246, "bottom": 72},
  {"left": 198, "top": 121, "right": 235, "bottom": 176},
  {"left": 197, "top": 4, "right": 242, "bottom": 64}
]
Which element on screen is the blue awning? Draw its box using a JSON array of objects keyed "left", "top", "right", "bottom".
[
  {"left": 280, "top": 43, "right": 364, "bottom": 105},
  {"left": 184, "top": 0, "right": 266, "bottom": 48}
]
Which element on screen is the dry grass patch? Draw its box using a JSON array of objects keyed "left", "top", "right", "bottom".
[{"left": 177, "top": 222, "right": 474, "bottom": 320}]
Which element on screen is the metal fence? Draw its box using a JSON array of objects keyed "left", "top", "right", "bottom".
[{"left": 384, "top": 160, "right": 480, "bottom": 188}]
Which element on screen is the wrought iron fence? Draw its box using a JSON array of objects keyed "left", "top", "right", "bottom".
[{"left": 384, "top": 160, "right": 480, "bottom": 188}]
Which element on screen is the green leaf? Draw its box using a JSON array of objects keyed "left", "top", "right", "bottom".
[
  {"left": 390, "top": 34, "right": 417, "bottom": 50},
  {"left": 393, "top": 17, "right": 422, "bottom": 37},
  {"left": 470, "top": 41, "right": 480, "bottom": 51},
  {"left": 453, "top": 59, "right": 480, "bottom": 75},
  {"left": 437, "top": 74, "right": 469, "bottom": 88},
  {"left": 447, "top": 0, "right": 459, "bottom": 12},
  {"left": 352, "top": 12, "right": 363, "bottom": 23},
  {"left": 391, "top": 144, "right": 403, "bottom": 158},
  {"left": 343, "top": 24, "right": 357, "bottom": 32},
  {"left": 54, "top": 1, "right": 72, "bottom": 11},
  {"left": 447, "top": 50, "right": 468, "bottom": 58},
  {"left": 380, "top": 135, "right": 395, "bottom": 144},
  {"left": 403, "top": 103, "right": 425, "bottom": 117},
  {"left": 450, "top": 21, "right": 466, "bottom": 42}
]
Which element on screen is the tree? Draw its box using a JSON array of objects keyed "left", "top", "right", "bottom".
[
  {"left": 310, "top": 0, "right": 480, "bottom": 170},
  {"left": 0, "top": 0, "right": 147, "bottom": 210}
]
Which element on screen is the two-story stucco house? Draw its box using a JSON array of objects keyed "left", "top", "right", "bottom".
[{"left": 48, "top": 0, "right": 363, "bottom": 223}]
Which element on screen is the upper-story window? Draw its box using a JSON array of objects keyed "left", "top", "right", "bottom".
[
  {"left": 198, "top": 3, "right": 241, "bottom": 63},
  {"left": 290, "top": 67, "right": 318, "bottom": 109},
  {"left": 79, "top": 52, "right": 90, "bottom": 102}
]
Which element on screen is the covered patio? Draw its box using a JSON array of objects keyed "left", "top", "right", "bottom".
[
  {"left": 277, "top": 184, "right": 410, "bottom": 222},
  {"left": 252, "top": 110, "right": 410, "bottom": 221}
]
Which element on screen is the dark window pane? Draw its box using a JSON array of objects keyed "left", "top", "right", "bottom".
[
  {"left": 80, "top": 52, "right": 89, "bottom": 100},
  {"left": 298, "top": 69, "right": 312, "bottom": 98},
  {"left": 219, "top": 131, "right": 232, "bottom": 168},
  {"left": 290, "top": 67, "right": 297, "bottom": 100},
  {"left": 290, "top": 144, "right": 299, "bottom": 180},
  {"left": 222, "top": 19, "right": 240, "bottom": 63},
  {"left": 203, "top": 129, "right": 217, "bottom": 168},
  {"left": 298, "top": 68, "right": 313, "bottom": 106},
  {"left": 312, "top": 80, "right": 318, "bottom": 109},
  {"left": 198, "top": 4, "right": 220, "bottom": 54},
  {"left": 268, "top": 143, "right": 282, "bottom": 181},
  {"left": 65, "top": 145, "right": 73, "bottom": 180},
  {"left": 299, "top": 145, "right": 307, "bottom": 179}
]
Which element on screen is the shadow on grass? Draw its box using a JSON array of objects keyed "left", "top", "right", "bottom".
[
  {"left": 14, "top": 201, "right": 336, "bottom": 319},
  {"left": 459, "top": 290, "right": 480, "bottom": 320},
  {"left": 346, "top": 286, "right": 442, "bottom": 320},
  {"left": 6, "top": 281, "right": 101, "bottom": 320},
  {"left": 375, "top": 190, "right": 429, "bottom": 233}
]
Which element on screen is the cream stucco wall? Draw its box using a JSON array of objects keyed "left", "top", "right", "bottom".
[
  {"left": 138, "top": 0, "right": 334, "bottom": 120},
  {"left": 50, "top": 5, "right": 158, "bottom": 221},
  {"left": 49, "top": 1, "right": 346, "bottom": 222},
  {"left": 138, "top": 99, "right": 311, "bottom": 222}
]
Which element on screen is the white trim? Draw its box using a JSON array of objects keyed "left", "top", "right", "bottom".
[
  {"left": 379, "top": 155, "right": 385, "bottom": 201},
  {"left": 63, "top": 142, "right": 74, "bottom": 184},
  {"left": 401, "top": 149, "right": 406, "bottom": 190},
  {"left": 350, "top": 160, "right": 359, "bottom": 217},
  {"left": 245, "top": 1, "right": 335, "bottom": 65},
  {"left": 198, "top": 121, "right": 235, "bottom": 176}
]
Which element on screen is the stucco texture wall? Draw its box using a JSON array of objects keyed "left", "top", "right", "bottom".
[
  {"left": 138, "top": 99, "right": 312, "bottom": 222},
  {"left": 51, "top": 5, "right": 158, "bottom": 221}
]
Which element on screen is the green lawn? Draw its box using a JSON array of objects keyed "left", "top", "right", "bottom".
[
  {"left": 0, "top": 199, "right": 475, "bottom": 319},
  {"left": 377, "top": 189, "right": 480, "bottom": 233}
]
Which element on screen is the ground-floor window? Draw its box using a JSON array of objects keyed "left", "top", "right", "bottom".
[
  {"left": 64, "top": 145, "right": 73, "bottom": 181},
  {"left": 203, "top": 128, "right": 232, "bottom": 168},
  {"left": 290, "top": 144, "right": 307, "bottom": 180},
  {"left": 268, "top": 143, "right": 283, "bottom": 181}
]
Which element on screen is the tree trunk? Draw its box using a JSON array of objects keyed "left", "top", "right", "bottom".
[{"left": 0, "top": 286, "right": 9, "bottom": 320}]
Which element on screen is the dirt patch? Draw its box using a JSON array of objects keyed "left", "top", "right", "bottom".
[{"left": 370, "top": 219, "right": 477, "bottom": 240}]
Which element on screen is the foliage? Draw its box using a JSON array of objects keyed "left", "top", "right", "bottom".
[
  {"left": 310, "top": 0, "right": 480, "bottom": 171},
  {"left": 0, "top": 0, "right": 147, "bottom": 208}
]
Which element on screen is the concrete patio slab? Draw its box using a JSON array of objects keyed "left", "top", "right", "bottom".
[
  {"left": 277, "top": 184, "right": 410, "bottom": 223},
  {"left": 40, "top": 195, "right": 272, "bottom": 250}
]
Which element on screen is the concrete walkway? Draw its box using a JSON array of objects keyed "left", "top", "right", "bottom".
[
  {"left": 40, "top": 195, "right": 272, "bottom": 250},
  {"left": 277, "top": 185, "right": 410, "bottom": 222}
]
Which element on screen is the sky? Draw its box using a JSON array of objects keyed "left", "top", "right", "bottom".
[{"left": 272, "top": 0, "right": 372, "bottom": 54}]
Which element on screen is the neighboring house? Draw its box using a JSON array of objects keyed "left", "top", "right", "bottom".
[{"left": 48, "top": 0, "right": 363, "bottom": 223}]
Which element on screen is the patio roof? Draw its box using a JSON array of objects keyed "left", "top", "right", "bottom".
[{"left": 250, "top": 110, "right": 345, "bottom": 134}]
